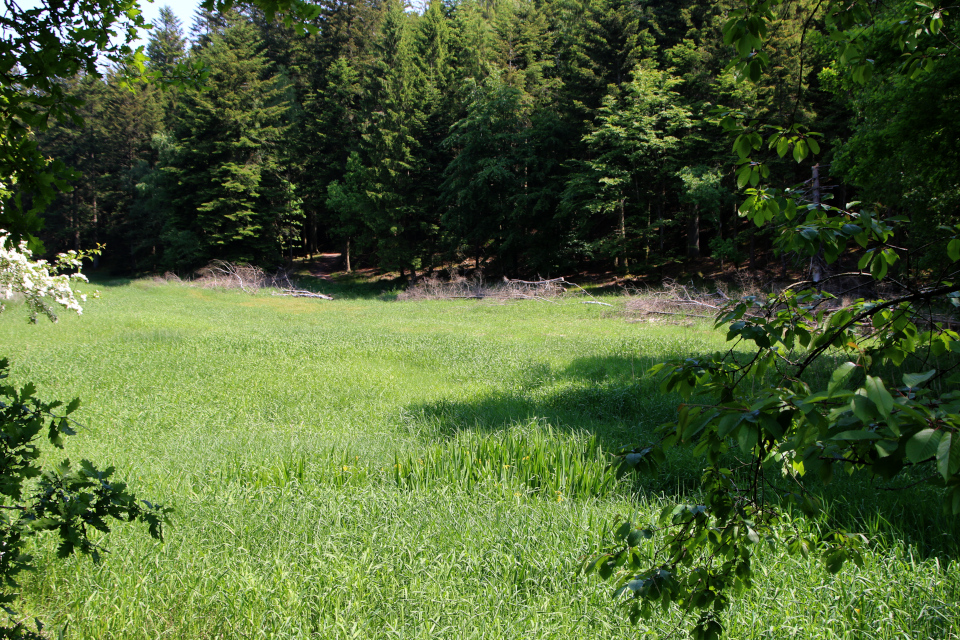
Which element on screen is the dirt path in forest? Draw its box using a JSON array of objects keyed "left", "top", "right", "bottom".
[{"left": 306, "top": 253, "right": 341, "bottom": 280}]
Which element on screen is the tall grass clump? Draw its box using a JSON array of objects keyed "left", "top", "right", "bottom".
[{"left": 394, "top": 420, "right": 620, "bottom": 499}]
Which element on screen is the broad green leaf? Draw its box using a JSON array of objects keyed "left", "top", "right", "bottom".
[
  {"left": 793, "top": 139, "right": 806, "bottom": 163},
  {"left": 831, "top": 430, "right": 882, "bottom": 441},
  {"left": 776, "top": 137, "right": 789, "bottom": 157},
  {"left": 738, "top": 423, "right": 758, "bottom": 453},
  {"left": 718, "top": 412, "right": 742, "bottom": 438},
  {"left": 828, "top": 362, "right": 857, "bottom": 396},
  {"left": 851, "top": 395, "right": 877, "bottom": 423},
  {"left": 903, "top": 370, "right": 936, "bottom": 388},
  {"left": 936, "top": 433, "right": 960, "bottom": 480},
  {"left": 871, "top": 255, "right": 888, "bottom": 280},
  {"left": 864, "top": 376, "right": 894, "bottom": 418},
  {"left": 949, "top": 239, "right": 960, "bottom": 262},
  {"left": 734, "top": 135, "right": 751, "bottom": 159},
  {"left": 825, "top": 550, "right": 845, "bottom": 573},
  {"left": 906, "top": 428, "right": 941, "bottom": 463}
]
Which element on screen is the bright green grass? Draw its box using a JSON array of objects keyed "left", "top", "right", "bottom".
[{"left": 0, "top": 280, "right": 957, "bottom": 639}]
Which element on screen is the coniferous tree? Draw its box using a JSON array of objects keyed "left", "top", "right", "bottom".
[
  {"left": 441, "top": 76, "right": 525, "bottom": 270},
  {"left": 147, "top": 7, "right": 188, "bottom": 75},
  {"left": 350, "top": 0, "right": 432, "bottom": 276},
  {"left": 166, "top": 12, "right": 298, "bottom": 268},
  {"left": 38, "top": 70, "right": 163, "bottom": 267}
]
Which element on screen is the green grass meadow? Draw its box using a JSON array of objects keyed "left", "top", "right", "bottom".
[{"left": 1, "top": 280, "right": 958, "bottom": 639}]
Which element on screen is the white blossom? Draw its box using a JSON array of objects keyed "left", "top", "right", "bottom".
[{"left": 0, "top": 229, "right": 90, "bottom": 322}]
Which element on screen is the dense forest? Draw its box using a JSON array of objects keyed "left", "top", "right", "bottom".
[{"left": 33, "top": 0, "right": 958, "bottom": 278}]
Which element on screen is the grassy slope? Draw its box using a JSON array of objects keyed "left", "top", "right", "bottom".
[{"left": 0, "top": 281, "right": 957, "bottom": 639}]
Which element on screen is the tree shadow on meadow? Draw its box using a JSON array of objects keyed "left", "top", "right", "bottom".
[
  {"left": 401, "top": 353, "right": 711, "bottom": 495},
  {"left": 408, "top": 355, "right": 673, "bottom": 445},
  {"left": 404, "top": 354, "right": 960, "bottom": 561}
]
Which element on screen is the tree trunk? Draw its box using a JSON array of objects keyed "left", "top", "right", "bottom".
[
  {"left": 69, "top": 190, "right": 79, "bottom": 252},
  {"left": 686, "top": 205, "right": 700, "bottom": 259},
  {"left": 657, "top": 200, "right": 664, "bottom": 253},
  {"left": 345, "top": 238, "right": 352, "bottom": 273},
  {"left": 307, "top": 210, "right": 317, "bottom": 259},
  {"left": 646, "top": 201, "right": 651, "bottom": 261},
  {"left": 619, "top": 198, "right": 629, "bottom": 270},
  {"left": 809, "top": 164, "right": 828, "bottom": 284},
  {"left": 92, "top": 191, "right": 99, "bottom": 269}
]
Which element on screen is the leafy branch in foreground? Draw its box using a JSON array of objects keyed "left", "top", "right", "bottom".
[
  {"left": 585, "top": 0, "right": 960, "bottom": 638},
  {"left": 0, "top": 365, "right": 171, "bottom": 602},
  {"left": 0, "top": 233, "right": 170, "bottom": 637}
]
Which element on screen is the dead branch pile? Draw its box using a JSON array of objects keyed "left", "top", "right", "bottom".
[
  {"left": 194, "top": 261, "right": 280, "bottom": 292},
  {"left": 152, "top": 272, "right": 183, "bottom": 284},
  {"left": 624, "top": 280, "right": 728, "bottom": 320},
  {"left": 398, "top": 273, "right": 593, "bottom": 303},
  {"left": 181, "top": 261, "right": 333, "bottom": 299}
]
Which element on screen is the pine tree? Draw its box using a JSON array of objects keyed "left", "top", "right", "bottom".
[
  {"left": 147, "top": 7, "right": 187, "bottom": 75},
  {"left": 166, "top": 12, "right": 297, "bottom": 268},
  {"left": 351, "top": 0, "right": 433, "bottom": 277}
]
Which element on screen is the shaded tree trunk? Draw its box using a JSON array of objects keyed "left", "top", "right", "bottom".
[
  {"left": 619, "top": 198, "right": 629, "bottom": 270},
  {"left": 809, "top": 164, "right": 828, "bottom": 284},
  {"left": 686, "top": 205, "right": 700, "bottom": 259}
]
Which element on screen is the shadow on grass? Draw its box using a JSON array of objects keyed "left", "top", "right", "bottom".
[
  {"left": 85, "top": 273, "right": 135, "bottom": 288},
  {"left": 405, "top": 354, "right": 960, "bottom": 561},
  {"left": 402, "top": 354, "right": 711, "bottom": 495},
  {"left": 409, "top": 356, "right": 670, "bottom": 441},
  {"left": 296, "top": 273, "right": 405, "bottom": 300}
]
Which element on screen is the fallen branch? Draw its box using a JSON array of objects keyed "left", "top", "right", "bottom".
[
  {"left": 274, "top": 289, "right": 333, "bottom": 300},
  {"left": 504, "top": 277, "right": 567, "bottom": 285},
  {"left": 643, "top": 310, "right": 713, "bottom": 319}
]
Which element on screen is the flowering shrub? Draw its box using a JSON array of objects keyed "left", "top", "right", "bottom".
[{"left": 0, "top": 230, "right": 96, "bottom": 322}]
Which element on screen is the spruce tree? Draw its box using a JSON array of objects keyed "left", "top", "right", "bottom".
[
  {"left": 352, "top": 0, "right": 432, "bottom": 276},
  {"left": 147, "top": 7, "right": 187, "bottom": 75},
  {"left": 166, "top": 12, "right": 297, "bottom": 268},
  {"left": 441, "top": 76, "right": 525, "bottom": 271}
]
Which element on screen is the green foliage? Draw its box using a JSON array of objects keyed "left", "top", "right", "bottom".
[
  {"left": 341, "top": 0, "right": 435, "bottom": 274},
  {"left": 0, "top": 0, "right": 152, "bottom": 249},
  {"left": 146, "top": 7, "right": 188, "bottom": 76},
  {"left": 166, "top": 12, "right": 299, "bottom": 268},
  {"left": 394, "top": 421, "right": 618, "bottom": 499},
  {"left": 3, "top": 283, "right": 959, "bottom": 637},
  {"left": 0, "top": 359, "right": 170, "bottom": 635},
  {"left": 563, "top": 63, "right": 693, "bottom": 267},
  {"left": 441, "top": 75, "right": 526, "bottom": 268},
  {"left": 584, "top": 0, "right": 960, "bottom": 636}
]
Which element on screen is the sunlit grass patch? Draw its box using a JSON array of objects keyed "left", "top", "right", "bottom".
[{"left": 394, "top": 419, "right": 619, "bottom": 499}]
